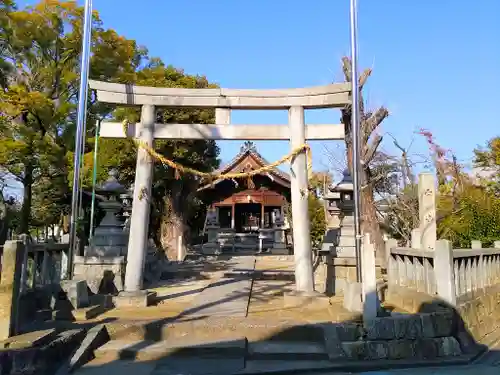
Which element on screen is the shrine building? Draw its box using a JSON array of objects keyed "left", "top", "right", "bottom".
[{"left": 198, "top": 141, "right": 290, "bottom": 249}]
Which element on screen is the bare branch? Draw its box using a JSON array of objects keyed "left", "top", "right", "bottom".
[{"left": 363, "top": 134, "right": 383, "bottom": 165}]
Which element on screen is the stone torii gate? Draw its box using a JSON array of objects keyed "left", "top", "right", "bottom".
[{"left": 88, "top": 80, "right": 351, "bottom": 302}]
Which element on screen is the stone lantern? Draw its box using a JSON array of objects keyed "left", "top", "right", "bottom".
[
  {"left": 85, "top": 169, "right": 128, "bottom": 257},
  {"left": 320, "top": 170, "right": 356, "bottom": 257},
  {"left": 73, "top": 170, "right": 128, "bottom": 294},
  {"left": 120, "top": 182, "right": 134, "bottom": 231},
  {"left": 332, "top": 169, "right": 356, "bottom": 258}
]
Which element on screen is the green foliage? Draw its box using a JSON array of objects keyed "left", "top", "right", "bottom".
[
  {"left": 0, "top": 0, "right": 148, "bottom": 232},
  {"left": 308, "top": 171, "right": 332, "bottom": 197},
  {"left": 308, "top": 194, "right": 327, "bottom": 248},
  {"left": 438, "top": 182, "right": 500, "bottom": 248},
  {"left": 284, "top": 175, "right": 327, "bottom": 249},
  {"left": 474, "top": 136, "right": 500, "bottom": 193}
]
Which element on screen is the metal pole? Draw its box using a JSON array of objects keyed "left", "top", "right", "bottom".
[
  {"left": 349, "top": 0, "right": 363, "bottom": 283},
  {"left": 68, "top": 0, "right": 93, "bottom": 279},
  {"left": 89, "top": 120, "right": 101, "bottom": 241}
]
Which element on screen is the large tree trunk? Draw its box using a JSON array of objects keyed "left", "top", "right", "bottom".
[
  {"left": 159, "top": 184, "right": 187, "bottom": 261},
  {"left": 360, "top": 175, "right": 386, "bottom": 258},
  {"left": 340, "top": 57, "right": 389, "bottom": 261},
  {"left": 20, "top": 163, "right": 33, "bottom": 234}
]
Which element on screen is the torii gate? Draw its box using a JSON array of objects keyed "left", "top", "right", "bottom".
[{"left": 88, "top": 80, "right": 351, "bottom": 298}]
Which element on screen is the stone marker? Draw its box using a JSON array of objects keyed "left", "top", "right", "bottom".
[
  {"left": 418, "top": 172, "right": 437, "bottom": 250},
  {"left": 0, "top": 241, "right": 24, "bottom": 340}
]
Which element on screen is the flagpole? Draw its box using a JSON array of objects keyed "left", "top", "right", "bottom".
[
  {"left": 68, "top": 0, "right": 93, "bottom": 279},
  {"left": 349, "top": 0, "right": 363, "bottom": 284}
]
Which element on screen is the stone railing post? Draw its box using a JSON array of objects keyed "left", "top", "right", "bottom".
[
  {"left": 19, "top": 235, "right": 30, "bottom": 293},
  {"left": 0, "top": 241, "right": 25, "bottom": 339},
  {"left": 40, "top": 249, "right": 50, "bottom": 285},
  {"left": 385, "top": 238, "right": 397, "bottom": 278},
  {"left": 471, "top": 240, "right": 482, "bottom": 249},
  {"left": 494, "top": 241, "right": 500, "bottom": 249},
  {"left": 362, "top": 234, "right": 379, "bottom": 322},
  {"left": 288, "top": 106, "right": 314, "bottom": 293},
  {"left": 434, "top": 239, "right": 456, "bottom": 306}
]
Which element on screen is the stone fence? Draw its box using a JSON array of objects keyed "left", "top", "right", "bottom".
[
  {"left": 17, "top": 240, "right": 68, "bottom": 293},
  {"left": 386, "top": 239, "right": 500, "bottom": 342},
  {"left": 0, "top": 239, "right": 69, "bottom": 339}
]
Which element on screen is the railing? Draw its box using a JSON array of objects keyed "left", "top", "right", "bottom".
[
  {"left": 453, "top": 243, "right": 500, "bottom": 302},
  {"left": 16, "top": 237, "right": 69, "bottom": 293},
  {"left": 388, "top": 247, "right": 437, "bottom": 296},
  {"left": 388, "top": 240, "right": 500, "bottom": 305}
]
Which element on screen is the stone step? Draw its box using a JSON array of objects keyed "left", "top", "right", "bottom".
[
  {"left": 94, "top": 338, "right": 247, "bottom": 361},
  {"left": 105, "top": 319, "right": 330, "bottom": 344},
  {"left": 247, "top": 341, "right": 329, "bottom": 360},
  {"left": 236, "top": 360, "right": 335, "bottom": 375}
]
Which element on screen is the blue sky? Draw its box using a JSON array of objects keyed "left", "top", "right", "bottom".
[{"left": 16, "top": 0, "right": 500, "bottom": 182}]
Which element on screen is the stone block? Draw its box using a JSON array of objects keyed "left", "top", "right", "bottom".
[
  {"left": 333, "top": 323, "right": 363, "bottom": 342},
  {"left": 436, "top": 336, "right": 462, "bottom": 357},
  {"left": 0, "top": 329, "right": 56, "bottom": 349},
  {"left": 89, "top": 294, "right": 114, "bottom": 309},
  {"left": 56, "top": 324, "right": 110, "bottom": 374},
  {"left": 365, "top": 317, "right": 395, "bottom": 340},
  {"left": 419, "top": 312, "right": 453, "bottom": 338},
  {"left": 114, "top": 290, "right": 153, "bottom": 308},
  {"left": 365, "top": 340, "right": 389, "bottom": 360},
  {"left": 341, "top": 341, "right": 368, "bottom": 360},
  {"left": 73, "top": 305, "right": 108, "bottom": 321},
  {"left": 393, "top": 315, "right": 423, "bottom": 339},
  {"left": 283, "top": 291, "right": 330, "bottom": 309},
  {"left": 386, "top": 339, "right": 416, "bottom": 360},
  {"left": 321, "top": 324, "right": 346, "bottom": 360},
  {"left": 343, "top": 281, "right": 362, "bottom": 313},
  {"left": 413, "top": 338, "right": 439, "bottom": 359},
  {"left": 60, "top": 280, "right": 89, "bottom": 309}
]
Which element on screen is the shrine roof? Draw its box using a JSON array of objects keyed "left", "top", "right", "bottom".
[{"left": 198, "top": 141, "right": 291, "bottom": 190}]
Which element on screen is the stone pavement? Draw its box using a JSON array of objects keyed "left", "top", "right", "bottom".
[{"left": 183, "top": 257, "right": 255, "bottom": 317}]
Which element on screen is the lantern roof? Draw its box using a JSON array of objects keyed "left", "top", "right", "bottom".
[
  {"left": 96, "top": 169, "right": 126, "bottom": 195},
  {"left": 332, "top": 169, "right": 354, "bottom": 193}
]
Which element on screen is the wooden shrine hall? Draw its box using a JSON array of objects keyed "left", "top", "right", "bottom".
[{"left": 198, "top": 141, "right": 290, "bottom": 251}]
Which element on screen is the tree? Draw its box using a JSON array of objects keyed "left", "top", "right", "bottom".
[
  {"left": 90, "top": 61, "right": 220, "bottom": 259},
  {"left": 474, "top": 136, "right": 500, "bottom": 193},
  {"left": 309, "top": 171, "right": 333, "bottom": 197},
  {"left": 0, "top": 0, "right": 147, "bottom": 232},
  {"left": 339, "top": 57, "right": 389, "bottom": 257}
]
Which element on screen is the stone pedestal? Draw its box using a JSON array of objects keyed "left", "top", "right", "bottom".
[
  {"left": 73, "top": 256, "right": 125, "bottom": 295},
  {"left": 272, "top": 214, "right": 287, "bottom": 254},
  {"left": 202, "top": 224, "right": 221, "bottom": 254},
  {"left": 335, "top": 213, "right": 356, "bottom": 258},
  {"left": 258, "top": 228, "right": 274, "bottom": 253}
]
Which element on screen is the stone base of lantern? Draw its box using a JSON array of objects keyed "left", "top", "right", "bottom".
[{"left": 73, "top": 256, "right": 125, "bottom": 295}]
